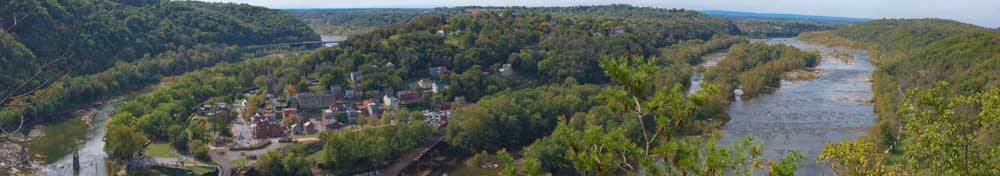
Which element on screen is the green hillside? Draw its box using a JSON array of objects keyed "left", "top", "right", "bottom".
[
  {"left": 0, "top": 0, "right": 318, "bottom": 97},
  {"left": 0, "top": 0, "right": 317, "bottom": 128},
  {"left": 800, "top": 18, "right": 1000, "bottom": 175}
]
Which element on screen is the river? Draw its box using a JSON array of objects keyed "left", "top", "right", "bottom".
[
  {"left": 12, "top": 87, "right": 152, "bottom": 176},
  {"left": 320, "top": 35, "right": 347, "bottom": 47},
  {"left": 707, "top": 38, "right": 876, "bottom": 175},
  {"left": 7, "top": 37, "right": 870, "bottom": 176}
]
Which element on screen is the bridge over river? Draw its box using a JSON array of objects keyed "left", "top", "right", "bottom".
[{"left": 379, "top": 129, "right": 447, "bottom": 176}]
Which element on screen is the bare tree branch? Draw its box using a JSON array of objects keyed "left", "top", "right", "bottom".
[
  {"left": 0, "top": 12, "right": 32, "bottom": 41},
  {"left": 0, "top": 115, "right": 25, "bottom": 138},
  {"left": 0, "top": 48, "right": 73, "bottom": 106},
  {"left": 0, "top": 21, "right": 79, "bottom": 137}
]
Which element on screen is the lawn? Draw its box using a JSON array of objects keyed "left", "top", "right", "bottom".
[
  {"left": 291, "top": 133, "right": 319, "bottom": 139},
  {"left": 306, "top": 151, "right": 324, "bottom": 163},
  {"left": 145, "top": 143, "right": 180, "bottom": 158},
  {"left": 191, "top": 165, "right": 217, "bottom": 174}
]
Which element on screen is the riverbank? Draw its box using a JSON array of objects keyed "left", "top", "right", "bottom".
[{"left": 0, "top": 85, "right": 155, "bottom": 175}]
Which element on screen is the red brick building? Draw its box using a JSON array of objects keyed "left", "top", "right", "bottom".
[
  {"left": 397, "top": 90, "right": 422, "bottom": 105},
  {"left": 251, "top": 113, "right": 285, "bottom": 139}
]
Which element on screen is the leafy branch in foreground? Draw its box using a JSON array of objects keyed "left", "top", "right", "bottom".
[
  {"left": 819, "top": 82, "right": 1000, "bottom": 175},
  {"left": 515, "top": 56, "right": 801, "bottom": 175}
]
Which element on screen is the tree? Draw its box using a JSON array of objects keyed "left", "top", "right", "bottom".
[
  {"left": 498, "top": 149, "right": 516, "bottom": 176},
  {"left": 105, "top": 126, "right": 148, "bottom": 160},
  {"left": 192, "top": 140, "right": 210, "bottom": 161},
  {"left": 818, "top": 82, "right": 1000, "bottom": 175},
  {"left": 445, "top": 105, "right": 498, "bottom": 151},
  {"left": 598, "top": 56, "right": 694, "bottom": 155},
  {"left": 522, "top": 158, "right": 545, "bottom": 176},
  {"left": 768, "top": 151, "right": 803, "bottom": 176},
  {"left": 817, "top": 137, "right": 892, "bottom": 175},
  {"left": 897, "top": 82, "right": 1000, "bottom": 174},
  {"left": 256, "top": 151, "right": 311, "bottom": 176}
]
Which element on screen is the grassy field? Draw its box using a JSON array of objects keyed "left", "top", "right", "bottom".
[
  {"left": 291, "top": 133, "right": 319, "bottom": 139},
  {"left": 306, "top": 151, "right": 323, "bottom": 163},
  {"left": 191, "top": 165, "right": 217, "bottom": 174},
  {"left": 145, "top": 143, "right": 179, "bottom": 158}
]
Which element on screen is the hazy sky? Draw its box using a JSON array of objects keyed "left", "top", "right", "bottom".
[{"left": 201, "top": 0, "right": 1000, "bottom": 28}]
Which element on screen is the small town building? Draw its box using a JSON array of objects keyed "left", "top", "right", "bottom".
[
  {"left": 350, "top": 71, "right": 361, "bottom": 84},
  {"left": 465, "top": 8, "right": 480, "bottom": 13},
  {"left": 210, "top": 137, "right": 229, "bottom": 147},
  {"left": 372, "top": 90, "right": 384, "bottom": 99},
  {"left": 269, "top": 98, "right": 281, "bottom": 112},
  {"left": 332, "top": 104, "right": 361, "bottom": 122},
  {"left": 289, "top": 123, "right": 301, "bottom": 135},
  {"left": 330, "top": 84, "right": 343, "bottom": 95},
  {"left": 429, "top": 66, "right": 450, "bottom": 76},
  {"left": 383, "top": 95, "right": 399, "bottom": 110},
  {"left": 344, "top": 89, "right": 355, "bottom": 99},
  {"left": 499, "top": 64, "right": 514, "bottom": 77},
  {"left": 431, "top": 82, "right": 442, "bottom": 93},
  {"left": 422, "top": 110, "right": 450, "bottom": 127},
  {"left": 251, "top": 113, "right": 285, "bottom": 139},
  {"left": 323, "top": 109, "right": 336, "bottom": 123},
  {"left": 290, "top": 93, "right": 337, "bottom": 109},
  {"left": 193, "top": 103, "right": 231, "bottom": 117},
  {"left": 418, "top": 78, "right": 434, "bottom": 89},
  {"left": 304, "top": 122, "right": 316, "bottom": 134},
  {"left": 397, "top": 90, "right": 422, "bottom": 105},
  {"left": 282, "top": 108, "right": 297, "bottom": 119},
  {"left": 282, "top": 107, "right": 307, "bottom": 124},
  {"left": 361, "top": 98, "right": 382, "bottom": 117},
  {"left": 604, "top": 27, "right": 626, "bottom": 36},
  {"left": 436, "top": 103, "right": 452, "bottom": 111}
]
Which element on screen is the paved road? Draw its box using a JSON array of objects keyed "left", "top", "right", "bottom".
[
  {"left": 209, "top": 150, "right": 233, "bottom": 176},
  {"left": 232, "top": 105, "right": 258, "bottom": 147}
]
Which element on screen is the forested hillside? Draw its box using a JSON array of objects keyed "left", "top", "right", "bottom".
[
  {"left": 0, "top": 0, "right": 317, "bottom": 128},
  {"left": 728, "top": 18, "right": 844, "bottom": 38},
  {"left": 799, "top": 19, "right": 1000, "bottom": 174},
  {"left": 0, "top": 0, "right": 317, "bottom": 98},
  {"left": 92, "top": 5, "right": 827, "bottom": 175},
  {"left": 310, "top": 5, "right": 741, "bottom": 102},
  {"left": 290, "top": 9, "right": 425, "bottom": 36},
  {"left": 291, "top": 5, "right": 742, "bottom": 41}
]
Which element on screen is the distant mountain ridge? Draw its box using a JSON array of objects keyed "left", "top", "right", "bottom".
[
  {"left": 285, "top": 8, "right": 431, "bottom": 12},
  {"left": 702, "top": 10, "right": 871, "bottom": 22}
]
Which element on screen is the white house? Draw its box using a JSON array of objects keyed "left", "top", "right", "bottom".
[
  {"left": 418, "top": 78, "right": 434, "bottom": 89},
  {"left": 431, "top": 82, "right": 442, "bottom": 93},
  {"left": 499, "top": 64, "right": 513, "bottom": 77},
  {"left": 383, "top": 95, "right": 399, "bottom": 110}
]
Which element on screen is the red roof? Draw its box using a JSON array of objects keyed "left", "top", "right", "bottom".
[{"left": 397, "top": 90, "right": 422, "bottom": 104}]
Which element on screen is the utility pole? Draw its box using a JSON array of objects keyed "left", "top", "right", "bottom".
[{"left": 73, "top": 150, "right": 80, "bottom": 174}]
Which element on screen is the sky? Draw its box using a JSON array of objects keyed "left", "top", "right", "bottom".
[{"left": 201, "top": 0, "right": 1000, "bottom": 28}]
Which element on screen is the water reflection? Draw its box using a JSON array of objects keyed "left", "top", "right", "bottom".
[{"left": 34, "top": 99, "right": 121, "bottom": 176}]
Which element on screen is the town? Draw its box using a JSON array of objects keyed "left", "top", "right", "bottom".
[
  {"left": 4, "top": 1, "right": 997, "bottom": 175},
  {"left": 126, "top": 62, "right": 517, "bottom": 175}
]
